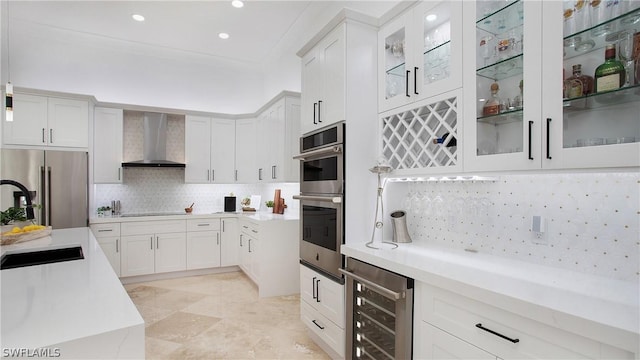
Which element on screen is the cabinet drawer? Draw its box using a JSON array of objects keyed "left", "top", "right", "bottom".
[
  {"left": 186, "top": 218, "right": 221, "bottom": 232},
  {"left": 301, "top": 299, "right": 345, "bottom": 358},
  {"left": 419, "top": 282, "right": 631, "bottom": 359},
  {"left": 90, "top": 223, "right": 121, "bottom": 237},
  {"left": 121, "top": 220, "right": 186, "bottom": 236},
  {"left": 239, "top": 220, "right": 259, "bottom": 237}
]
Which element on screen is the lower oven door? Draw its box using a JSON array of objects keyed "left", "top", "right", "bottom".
[
  {"left": 340, "top": 258, "right": 414, "bottom": 360},
  {"left": 295, "top": 194, "right": 343, "bottom": 281}
]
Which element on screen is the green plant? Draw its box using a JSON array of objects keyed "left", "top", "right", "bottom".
[
  {"left": 1, "top": 207, "right": 27, "bottom": 226},
  {"left": 265, "top": 200, "right": 274, "bottom": 208},
  {"left": 97, "top": 206, "right": 111, "bottom": 212}
]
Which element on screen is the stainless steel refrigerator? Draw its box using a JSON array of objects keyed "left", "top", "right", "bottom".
[{"left": 1, "top": 149, "right": 88, "bottom": 229}]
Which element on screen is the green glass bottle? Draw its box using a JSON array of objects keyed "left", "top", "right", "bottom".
[{"left": 594, "top": 44, "right": 626, "bottom": 93}]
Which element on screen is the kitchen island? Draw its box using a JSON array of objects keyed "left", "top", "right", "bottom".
[{"left": 1, "top": 228, "right": 144, "bottom": 359}]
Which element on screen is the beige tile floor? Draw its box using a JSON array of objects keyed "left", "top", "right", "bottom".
[{"left": 124, "top": 271, "right": 331, "bottom": 360}]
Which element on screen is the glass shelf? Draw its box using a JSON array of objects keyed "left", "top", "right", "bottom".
[
  {"left": 476, "top": 0, "right": 523, "bottom": 35},
  {"left": 386, "top": 62, "right": 406, "bottom": 77},
  {"left": 563, "top": 84, "right": 640, "bottom": 111},
  {"left": 423, "top": 40, "right": 451, "bottom": 57},
  {"left": 386, "top": 41, "right": 452, "bottom": 77},
  {"left": 477, "top": 108, "right": 523, "bottom": 125},
  {"left": 563, "top": 8, "right": 640, "bottom": 61},
  {"left": 476, "top": 54, "right": 523, "bottom": 81}
]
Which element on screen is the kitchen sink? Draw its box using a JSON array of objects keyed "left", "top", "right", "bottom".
[{"left": 1, "top": 246, "right": 84, "bottom": 270}]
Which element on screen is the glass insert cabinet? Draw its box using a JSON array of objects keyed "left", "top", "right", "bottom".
[
  {"left": 464, "top": 0, "right": 640, "bottom": 172},
  {"left": 378, "top": 1, "right": 463, "bottom": 113}
]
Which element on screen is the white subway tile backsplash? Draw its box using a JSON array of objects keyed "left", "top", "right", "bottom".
[{"left": 383, "top": 172, "right": 639, "bottom": 281}]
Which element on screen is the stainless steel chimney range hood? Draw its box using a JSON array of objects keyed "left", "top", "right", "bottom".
[{"left": 121, "top": 112, "right": 185, "bottom": 168}]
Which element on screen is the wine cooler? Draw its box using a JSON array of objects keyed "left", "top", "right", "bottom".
[{"left": 341, "top": 258, "right": 414, "bottom": 360}]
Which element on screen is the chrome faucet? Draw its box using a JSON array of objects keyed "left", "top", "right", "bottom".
[{"left": 0, "top": 179, "right": 35, "bottom": 220}]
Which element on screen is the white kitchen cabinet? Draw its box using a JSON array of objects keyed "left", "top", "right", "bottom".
[
  {"left": 3, "top": 93, "right": 89, "bottom": 148},
  {"left": 186, "top": 218, "right": 221, "bottom": 270},
  {"left": 120, "top": 220, "right": 186, "bottom": 277},
  {"left": 300, "top": 24, "right": 345, "bottom": 135},
  {"left": 414, "top": 281, "right": 635, "bottom": 360},
  {"left": 234, "top": 118, "right": 258, "bottom": 183},
  {"left": 299, "top": 17, "right": 377, "bottom": 136},
  {"left": 185, "top": 116, "right": 236, "bottom": 183},
  {"left": 238, "top": 217, "right": 299, "bottom": 297},
  {"left": 93, "top": 107, "right": 123, "bottom": 183},
  {"left": 256, "top": 94, "right": 301, "bottom": 182},
  {"left": 300, "top": 264, "right": 345, "bottom": 357},
  {"left": 90, "top": 223, "right": 121, "bottom": 277},
  {"left": 299, "top": 264, "right": 345, "bottom": 327},
  {"left": 420, "top": 322, "right": 497, "bottom": 360},
  {"left": 379, "top": 0, "right": 463, "bottom": 113},
  {"left": 220, "top": 218, "right": 239, "bottom": 267},
  {"left": 462, "top": 1, "right": 640, "bottom": 172}
]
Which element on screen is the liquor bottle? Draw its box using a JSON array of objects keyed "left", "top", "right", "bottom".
[
  {"left": 594, "top": 44, "right": 626, "bottom": 92},
  {"left": 482, "top": 82, "right": 501, "bottom": 116},
  {"left": 433, "top": 133, "right": 457, "bottom": 147},
  {"left": 566, "top": 64, "right": 594, "bottom": 98},
  {"left": 513, "top": 79, "right": 524, "bottom": 109}
]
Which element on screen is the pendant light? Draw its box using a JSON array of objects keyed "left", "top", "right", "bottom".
[
  {"left": 5, "top": 82, "right": 12, "bottom": 122},
  {"left": 5, "top": 1, "right": 13, "bottom": 122}
]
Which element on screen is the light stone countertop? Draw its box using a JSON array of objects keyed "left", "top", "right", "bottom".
[
  {"left": 89, "top": 210, "right": 299, "bottom": 224},
  {"left": 0, "top": 228, "right": 144, "bottom": 353},
  {"left": 341, "top": 241, "right": 639, "bottom": 351}
]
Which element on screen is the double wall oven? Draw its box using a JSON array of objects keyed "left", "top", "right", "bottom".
[{"left": 294, "top": 122, "right": 345, "bottom": 282}]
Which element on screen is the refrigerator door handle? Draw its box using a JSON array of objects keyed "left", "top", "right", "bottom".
[
  {"left": 40, "top": 166, "right": 47, "bottom": 225},
  {"left": 47, "top": 167, "right": 52, "bottom": 226}
]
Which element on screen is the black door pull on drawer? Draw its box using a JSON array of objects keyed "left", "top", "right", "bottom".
[{"left": 475, "top": 323, "right": 520, "bottom": 343}]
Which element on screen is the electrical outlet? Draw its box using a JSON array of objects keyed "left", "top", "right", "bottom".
[{"left": 531, "top": 215, "right": 547, "bottom": 245}]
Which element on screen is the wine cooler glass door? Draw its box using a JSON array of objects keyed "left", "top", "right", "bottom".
[{"left": 353, "top": 281, "right": 398, "bottom": 359}]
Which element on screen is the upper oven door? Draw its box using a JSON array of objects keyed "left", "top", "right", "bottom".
[{"left": 299, "top": 145, "right": 344, "bottom": 195}]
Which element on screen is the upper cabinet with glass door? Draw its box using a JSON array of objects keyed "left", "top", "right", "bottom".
[
  {"left": 463, "top": 0, "right": 543, "bottom": 172},
  {"left": 542, "top": 0, "right": 640, "bottom": 169},
  {"left": 379, "top": 1, "right": 462, "bottom": 113}
]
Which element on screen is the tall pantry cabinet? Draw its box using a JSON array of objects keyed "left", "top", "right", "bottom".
[{"left": 297, "top": 9, "right": 378, "bottom": 359}]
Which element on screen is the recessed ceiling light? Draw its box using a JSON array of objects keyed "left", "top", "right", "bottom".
[
  {"left": 231, "top": 0, "right": 244, "bottom": 8},
  {"left": 426, "top": 14, "right": 437, "bottom": 22},
  {"left": 218, "top": 32, "right": 230, "bottom": 40},
  {"left": 132, "top": 14, "right": 145, "bottom": 22}
]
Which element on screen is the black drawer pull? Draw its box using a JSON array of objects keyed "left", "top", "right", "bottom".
[
  {"left": 312, "top": 319, "right": 325, "bottom": 330},
  {"left": 475, "top": 323, "right": 519, "bottom": 343}
]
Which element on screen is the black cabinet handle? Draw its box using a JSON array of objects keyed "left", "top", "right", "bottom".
[
  {"left": 318, "top": 100, "right": 322, "bottom": 123},
  {"left": 405, "top": 70, "right": 411, "bottom": 97},
  {"left": 313, "top": 102, "right": 317, "bottom": 124},
  {"left": 476, "top": 323, "right": 520, "bottom": 343},
  {"left": 315, "top": 278, "right": 320, "bottom": 302},
  {"left": 312, "top": 320, "right": 325, "bottom": 330},
  {"left": 546, "top": 118, "right": 552, "bottom": 160},
  {"left": 414, "top": 66, "right": 419, "bottom": 95},
  {"left": 528, "top": 120, "right": 534, "bottom": 160}
]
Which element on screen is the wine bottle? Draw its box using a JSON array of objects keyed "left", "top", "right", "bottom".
[
  {"left": 433, "top": 133, "right": 457, "bottom": 147},
  {"left": 594, "top": 44, "right": 626, "bottom": 92}
]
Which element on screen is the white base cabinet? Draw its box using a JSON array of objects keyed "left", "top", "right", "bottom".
[
  {"left": 120, "top": 220, "right": 186, "bottom": 277},
  {"left": 299, "top": 264, "right": 345, "bottom": 358},
  {"left": 220, "top": 218, "right": 239, "bottom": 267},
  {"left": 90, "top": 223, "right": 121, "bottom": 277},
  {"left": 414, "top": 281, "right": 636, "bottom": 360},
  {"left": 238, "top": 217, "right": 299, "bottom": 298},
  {"left": 186, "top": 218, "right": 221, "bottom": 270}
]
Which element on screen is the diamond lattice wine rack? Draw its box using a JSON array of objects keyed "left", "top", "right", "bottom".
[{"left": 381, "top": 93, "right": 459, "bottom": 172}]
